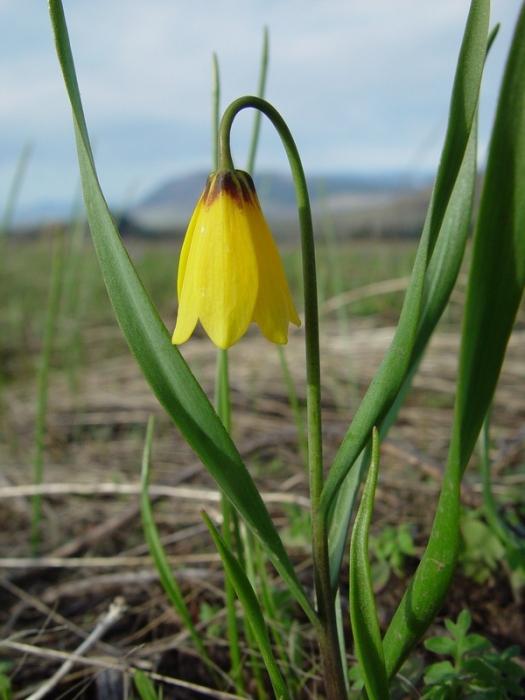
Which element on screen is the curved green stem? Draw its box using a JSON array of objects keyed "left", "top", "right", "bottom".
[{"left": 219, "top": 97, "right": 346, "bottom": 699}]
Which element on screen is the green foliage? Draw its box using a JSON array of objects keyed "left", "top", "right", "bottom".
[
  {"left": 281, "top": 505, "right": 311, "bottom": 548},
  {"left": 327, "top": 0, "right": 488, "bottom": 593},
  {"left": 384, "top": 2, "right": 525, "bottom": 674},
  {"left": 202, "top": 512, "right": 292, "bottom": 700},
  {"left": 0, "top": 662, "right": 12, "bottom": 700},
  {"left": 32, "top": 232, "right": 65, "bottom": 551},
  {"left": 459, "top": 508, "right": 525, "bottom": 598},
  {"left": 349, "top": 428, "right": 389, "bottom": 700},
  {"left": 198, "top": 602, "right": 224, "bottom": 640},
  {"left": 459, "top": 510, "right": 506, "bottom": 584},
  {"left": 479, "top": 418, "right": 525, "bottom": 597},
  {"left": 423, "top": 610, "right": 524, "bottom": 699},
  {"left": 133, "top": 670, "right": 163, "bottom": 700},
  {"left": 140, "top": 417, "right": 211, "bottom": 665},
  {"left": 369, "top": 523, "right": 417, "bottom": 589}
]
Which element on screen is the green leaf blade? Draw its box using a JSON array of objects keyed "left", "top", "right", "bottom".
[
  {"left": 454, "top": 3, "right": 525, "bottom": 467},
  {"left": 327, "top": 0, "right": 489, "bottom": 585},
  {"left": 321, "top": 0, "right": 490, "bottom": 517},
  {"left": 349, "top": 429, "right": 389, "bottom": 700},
  {"left": 383, "top": 3, "right": 525, "bottom": 675},
  {"left": 203, "top": 512, "right": 291, "bottom": 700}
]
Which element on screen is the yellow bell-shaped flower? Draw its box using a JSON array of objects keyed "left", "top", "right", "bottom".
[{"left": 172, "top": 169, "right": 301, "bottom": 349}]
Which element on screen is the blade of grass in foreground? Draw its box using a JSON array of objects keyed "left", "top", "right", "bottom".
[
  {"left": 383, "top": 2, "right": 525, "bottom": 675},
  {"left": 140, "top": 417, "right": 213, "bottom": 669},
  {"left": 321, "top": 0, "right": 490, "bottom": 517},
  {"left": 348, "top": 428, "right": 388, "bottom": 700},
  {"left": 203, "top": 512, "right": 291, "bottom": 700},
  {"left": 48, "top": 0, "right": 316, "bottom": 626}
]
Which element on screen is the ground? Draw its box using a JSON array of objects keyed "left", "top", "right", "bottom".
[{"left": 0, "top": 237, "right": 523, "bottom": 698}]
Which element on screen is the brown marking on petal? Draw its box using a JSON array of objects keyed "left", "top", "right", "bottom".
[
  {"left": 236, "top": 170, "right": 257, "bottom": 204},
  {"left": 204, "top": 170, "right": 243, "bottom": 207},
  {"left": 201, "top": 175, "right": 213, "bottom": 203}
]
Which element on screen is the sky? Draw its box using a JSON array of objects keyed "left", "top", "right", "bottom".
[{"left": 0, "top": 0, "right": 521, "bottom": 215}]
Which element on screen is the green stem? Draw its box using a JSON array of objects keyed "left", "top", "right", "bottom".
[
  {"left": 215, "top": 348, "right": 244, "bottom": 692},
  {"left": 219, "top": 97, "right": 347, "bottom": 699}
]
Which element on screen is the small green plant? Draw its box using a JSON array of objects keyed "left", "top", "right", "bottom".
[
  {"left": 459, "top": 509, "right": 506, "bottom": 584},
  {"left": 423, "top": 610, "right": 524, "bottom": 699},
  {"left": 478, "top": 418, "right": 525, "bottom": 599},
  {"left": 369, "top": 523, "right": 417, "bottom": 589},
  {"left": 198, "top": 601, "right": 224, "bottom": 640}
]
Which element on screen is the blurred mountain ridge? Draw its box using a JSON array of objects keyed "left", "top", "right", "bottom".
[
  {"left": 12, "top": 170, "right": 434, "bottom": 238},
  {"left": 131, "top": 169, "right": 433, "bottom": 238}
]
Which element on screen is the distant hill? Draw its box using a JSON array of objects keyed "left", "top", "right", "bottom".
[
  {"left": 11, "top": 170, "right": 433, "bottom": 239},
  {"left": 130, "top": 170, "right": 432, "bottom": 238}
]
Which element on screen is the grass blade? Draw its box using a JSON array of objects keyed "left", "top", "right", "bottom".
[
  {"left": 140, "top": 416, "right": 210, "bottom": 665},
  {"left": 383, "top": 4, "right": 525, "bottom": 674},
  {"left": 133, "top": 670, "right": 161, "bottom": 700},
  {"left": 32, "top": 232, "right": 65, "bottom": 551},
  {"left": 48, "top": 0, "right": 315, "bottom": 625},
  {"left": 203, "top": 512, "right": 291, "bottom": 700},
  {"left": 212, "top": 53, "right": 220, "bottom": 171},
  {"left": 0, "top": 142, "right": 32, "bottom": 247},
  {"left": 246, "top": 26, "right": 269, "bottom": 174},
  {"left": 349, "top": 428, "right": 389, "bottom": 700},
  {"left": 321, "top": 0, "right": 490, "bottom": 517}
]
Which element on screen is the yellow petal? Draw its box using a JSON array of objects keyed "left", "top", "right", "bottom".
[
  {"left": 241, "top": 178, "right": 300, "bottom": 344},
  {"left": 198, "top": 189, "right": 259, "bottom": 348},
  {"left": 174, "top": 173, "right": 259, "bottom": 349},
  {"left": 176, "top": 190, "right": 205, "bottom": 297}
]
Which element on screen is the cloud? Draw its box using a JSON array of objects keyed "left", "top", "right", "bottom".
[{"left": 0, "top": 0, "right": 521, "bottom": 209}]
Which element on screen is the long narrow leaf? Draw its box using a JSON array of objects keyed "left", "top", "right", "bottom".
[
  {"left": 383, "top": 3, "right": 525, "bottom": 675},
  {"left": 48, "top": 0, "right": 315, "bottom": 625},
  {"left": 349, "top": 428, "right": 389, "bottom": 700},
  {"left": 321, "top": 0, "right": 490, "bottom": 516},
  {"left": 328, "top": 100, "right": 479, "bottom": 591},
  {"left": 327, "top": 1, "right": 490, "bottom": 580},
  {"left": 203, "top": 512, "right": 291, "bottom": 700}
]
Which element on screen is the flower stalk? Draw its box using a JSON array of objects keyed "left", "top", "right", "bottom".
[{"left": 219, "top": 97, "right": 347, "bottom": 698}]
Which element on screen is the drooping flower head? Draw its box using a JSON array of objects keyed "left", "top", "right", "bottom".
[{"left": 172, "top": 169, "right": 301, "bottom": 349}]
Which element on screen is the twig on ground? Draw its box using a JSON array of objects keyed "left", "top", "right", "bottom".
[
  {"left": 0, "top": 482, "right": 310, "bottom": 508},
  {"left": 22, "top": 596, "right": 126, "bottom": 700}
]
